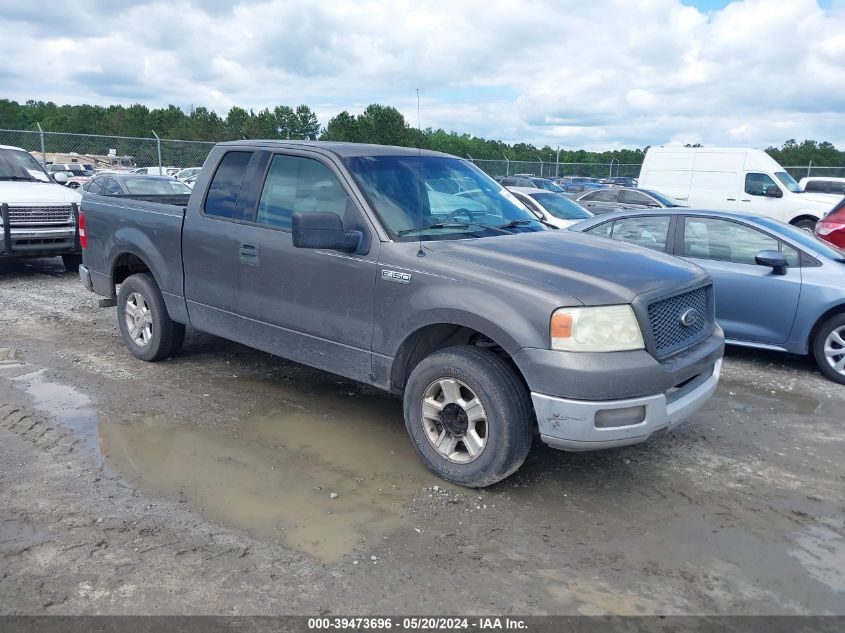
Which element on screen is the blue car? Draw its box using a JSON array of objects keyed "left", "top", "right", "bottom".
[{"left": 570, "top": 209, "right": 845, "bottom": 383}]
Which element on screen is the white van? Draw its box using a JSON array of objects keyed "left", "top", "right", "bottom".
[
  {"left": 0, "top": 144, "right": 83, "bottom": 270},
  {"left": 638, "top": 147, "right": 841, "bottom": 229}
]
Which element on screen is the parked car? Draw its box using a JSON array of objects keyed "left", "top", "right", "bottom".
[
  {"left": 559, "top": 177, "right": 607, "bottom": 194},
  {"left": 51, "top": 169, "right": 90, "bottom": 190},
  {"left": 815, "top": 197, "right": 845, "bottom": 249},
  {"left": 638, "top": 146, "right": 841, "bottom": 230},
  {"left": 799, "top": 177, "right": 845, "bottom": 196},
  {"left": 497, "top": 176, "right": 565, "bottom": 192},
  {"left": 132, "top": 166, "right": 180, "bottom": 176},
  {"left": 78, "top": 140, "right": 723, "bottom": 486},
  {"left": 84, "top": 174, "right": 192, "bottom": 197},
  {"left": 0, "top": 144, "right": 82, "bottom": 270},
  {"left": 604, "top": 176, "right": 638, "bottom": 187},
  {"left": 47, "top": 163, "right": 93, "bottom": 177},
  {"left": 507, "top": 187, "right": 593, "bottom": 228},
  {"left": 571, "top": 209, "right": 845, "bottom": 383},
  {"left": 574, "top": 187, "right": 685, "bottom": 214},
  {"left": 175, "top": 167, "right": 203, "bottom": 181}
]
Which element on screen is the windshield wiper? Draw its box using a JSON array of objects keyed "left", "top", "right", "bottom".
[
  {"left": 397, "top": 222, "right": 473, "bottom": 235},
  {"left": 494, "top": 219, "right": 537, "bottom": 229}
]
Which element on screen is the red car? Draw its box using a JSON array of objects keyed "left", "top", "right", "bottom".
[{"left": 815, "top": 198, "right": 845, "bottom": 248}]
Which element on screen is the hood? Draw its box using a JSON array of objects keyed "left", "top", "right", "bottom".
[
  {"left": 424, "top": 230, "right": 708, "bottom": 306},
  {"left": 0, "top": 181, "right": 82, "bottom": 205},
  {"left": 798, "top": 192, "right": 844, "bottom": 207}
]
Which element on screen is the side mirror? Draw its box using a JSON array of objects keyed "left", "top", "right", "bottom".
[
  {"left": 765, "top": 185, "right": 783, "bottom": 198},
  {"left": 292, "top": 212, "right": 361, "bottom": 252},
  {"left": 755, "top": 249, "right": 788, "bottom": 275},
  {"left": 53, "top": 172, "right": 69, "bottom": 184}
]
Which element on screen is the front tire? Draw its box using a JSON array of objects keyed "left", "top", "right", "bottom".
[
  {"left": 403, "top": 346, "right": 534, "bottom": 487},
  {"left": 813, "top": 314, "right": 845, "bottom": 384},
  {"left": 117, "top": 273, "right": 185, "bottom": 362}
]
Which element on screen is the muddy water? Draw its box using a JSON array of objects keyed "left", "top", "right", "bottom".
[{"left": 98, "top": 377, "right": 442, "bottom": 563}]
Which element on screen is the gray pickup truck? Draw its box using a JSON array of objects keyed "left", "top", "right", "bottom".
[{"left": 79, "top": 141, "right": 724, "bottom": 487}]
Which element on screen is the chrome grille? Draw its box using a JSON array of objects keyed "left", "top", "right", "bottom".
[
  {"left": 6, "top": 206, "right": 74, "bottom": 225},
  {"left": 647, "top": 286, "right": 710, "bottom": 359}
]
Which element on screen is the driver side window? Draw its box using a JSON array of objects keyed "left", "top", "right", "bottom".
[{"left": 745, "top": 173, "right": 778, "bottom": 197}]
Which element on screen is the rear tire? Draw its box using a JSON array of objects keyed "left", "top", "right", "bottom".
[
  {"left": 813, "top": 313, "right": 845, "bottom": 384},
  {"left": 62, "top": 254, "right": 82, "bottom": 272},
  {"left": 117, "top": 273, "right": 186, "bottom": 362},
  {"left": 403, "top": 346, "right": 534, "bottom": 488},
  {"left": 792, "top": 218, "right": 817, "bottom": 231}
]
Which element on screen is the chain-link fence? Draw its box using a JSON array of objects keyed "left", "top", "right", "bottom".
[
  {"left": 2, "top": 127, "right": 840, "bottom": 184},
  {"left": 0, "top": 128, "right": 215, "bottom": 172},
  {"left": 468, "top": 159, "right": 644, "bottom": 180}
]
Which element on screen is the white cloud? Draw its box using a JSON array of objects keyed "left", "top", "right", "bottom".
[{"left": 0, "top": 0, "right": 843, "bottom": 150}]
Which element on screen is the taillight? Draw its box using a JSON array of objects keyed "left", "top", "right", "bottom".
[{"left": 78, "top": 210, "right": 88, "bottom": 249}]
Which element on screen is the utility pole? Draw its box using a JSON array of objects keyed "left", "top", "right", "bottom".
[
  {"left": 36, "top": 122, "right": 46, "bottom": 164},
  {"left": 151, "top": 130, "right": 162, "bottom": 175}
]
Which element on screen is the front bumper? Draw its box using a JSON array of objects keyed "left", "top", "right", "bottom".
[
  {"left": 534, "top": 358, "right": 721, "bottom": 451},
  {"left": 0, "top": 225, "right": 78, "bottom": 256}
]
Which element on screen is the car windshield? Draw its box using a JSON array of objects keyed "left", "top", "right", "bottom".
[
  {"left": 123, "top": 178, "right": 192, "bottom": 194},
  {"left": 530, "top": 193, "right": 592, "bottom": 220},
  {"left": 754, "top": 217, "right": 845, "bottom": 259},
  {"left": 344, "top": 155, "right": 545, "bottom": 241},
  {"left": 0, "top": 148, "right": 51, "bottom": 182},
  {"left": 775, "top": 172, "right": 801, "bottom": 193},
  {"left": 643, "top": 190, "right": 678, "bottom": 207}
]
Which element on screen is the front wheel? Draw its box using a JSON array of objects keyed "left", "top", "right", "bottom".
[
  {"left": 403, "top": 346, "right": 534, "bottom": 487},
  {"left": 117, "top": 273, "right": 185, "bottom": 362},
  {"left": 813, "top": 314, "right": 845, "bottom": 384}
]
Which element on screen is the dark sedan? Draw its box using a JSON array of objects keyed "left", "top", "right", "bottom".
[
  {"left": 574, "top": 187, "right": 683, "bottom": 214},
  {"left": 83, "top": 174, "right": 192, "bottom": 196}
]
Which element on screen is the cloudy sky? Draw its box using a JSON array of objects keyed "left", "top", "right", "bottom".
[{"left": 2, "top": 0, "right": 844, "bottom": 150}]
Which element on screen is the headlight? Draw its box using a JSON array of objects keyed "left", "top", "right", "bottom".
[{"left": 550, "top": 305, "right": 644, "bottom": 352}]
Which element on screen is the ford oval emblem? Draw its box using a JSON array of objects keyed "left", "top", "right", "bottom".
[{"left": 680, "top": 308, "right": 701, "bottom": 327}]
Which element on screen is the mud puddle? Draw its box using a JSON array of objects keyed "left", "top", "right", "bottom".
[
  {"left": 11, "top": 370, "right": 100, "bottom": 458},
  {"left": 9, "top": 369, "right": 443, "bottom": 562}
]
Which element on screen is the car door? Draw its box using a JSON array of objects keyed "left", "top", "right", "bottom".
[
  {"left": 236, "top": 150, "right": 379, "bottom": 380},
  {"left": 678, "top": 216, "right": 801, "bottom": 345},
  {"left": 183, "top": 150, "right": 258, "bottom": 328},
  {"left": 741, "top": 172, "right": 790, "bottom": 221},
  {"left": 578, "top": 188, "right": 620, "bottom": 213}
]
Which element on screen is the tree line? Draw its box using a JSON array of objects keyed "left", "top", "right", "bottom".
[{"left": 1, "top": 98, "right": 842, "bottom": 167}]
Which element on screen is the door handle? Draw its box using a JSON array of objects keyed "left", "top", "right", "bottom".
[
  {"left": 239, "top": 242, "right": 259, "bottom": 266},
  {"left": 740, "top": 199, "right": 751, "bottom": 203},
  {"left": 726, "top": 198, "right": 736, "bottom": 201}
]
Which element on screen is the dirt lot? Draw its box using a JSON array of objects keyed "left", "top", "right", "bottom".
[{"left": 0, "top": 257, "right": 843, "bottom": 615}]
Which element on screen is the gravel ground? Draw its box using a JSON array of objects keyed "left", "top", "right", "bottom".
[{"left": 0, "top": 257, "right": 843, "bottom": 615}]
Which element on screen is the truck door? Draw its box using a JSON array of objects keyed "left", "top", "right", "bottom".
[
  {"left": 182, "top": 150, "right": 257, "bottom": 334},
  {"left": 236, "top": 150, "right": 379, "bottom": 381},
  {"left": 740, "top": 172, "right": 790, "bottom": 221}
]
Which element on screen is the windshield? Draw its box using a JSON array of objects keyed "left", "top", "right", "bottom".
[
  {"left": 754, "top": 217, "right": 845, "bottom": 259},
  {"left": 0, "top": 148, "right": 51, "bottom": 182},
  {"left": 344, "top": 155, "right": 545, "bottom": 241},
  {"left": 775, "top": 172, "right": 801, "bottom": 193},
  {"left": 643, "top": 190, "right": 679, "bottom": 207},
  {"left": 124, "top": 178, "right": 192, "bottom": 194},
  {"left": 530, "top": 193, "right": 592, "bottom": 220}
]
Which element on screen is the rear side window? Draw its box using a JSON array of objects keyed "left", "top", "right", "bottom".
[
  {"left": 610, "top": 216, "right": 671, "bottom": 252},
  {"left": 256, "top": 154, "right": 350, "bottom": 231},
  {"left": 103, "top": 178, "right": 123, "bottom": 195},
  {"left": 204, "top": 151, "right": 254, "bottom": 219},
  {"left": 86, "top": 178, "right": 104, "bottom": 194}
]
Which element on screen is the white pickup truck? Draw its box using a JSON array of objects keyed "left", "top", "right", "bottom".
[{"left": 0, "top": 144, "right": 83, "bottom": 270}]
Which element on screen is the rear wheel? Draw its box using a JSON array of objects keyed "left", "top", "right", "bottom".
[
  {"left": 117, "top": 273, "right": 185, "bottom": 362},
  {"left": 792, "top": 217, "right": 817, "bottom": 231},
  {"left": 813, "top": 314, "right": 845, "bottom": 384},
  {"left": 62, "top": 254, "right": 82, "bottom": 272},
  {"left": 403, "top": 346, "right": 534, "bottom": 487}
]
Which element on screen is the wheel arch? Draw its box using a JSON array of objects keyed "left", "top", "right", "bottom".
[{"left": 809, "top": 302, "right": 845, "bottom": 348}]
